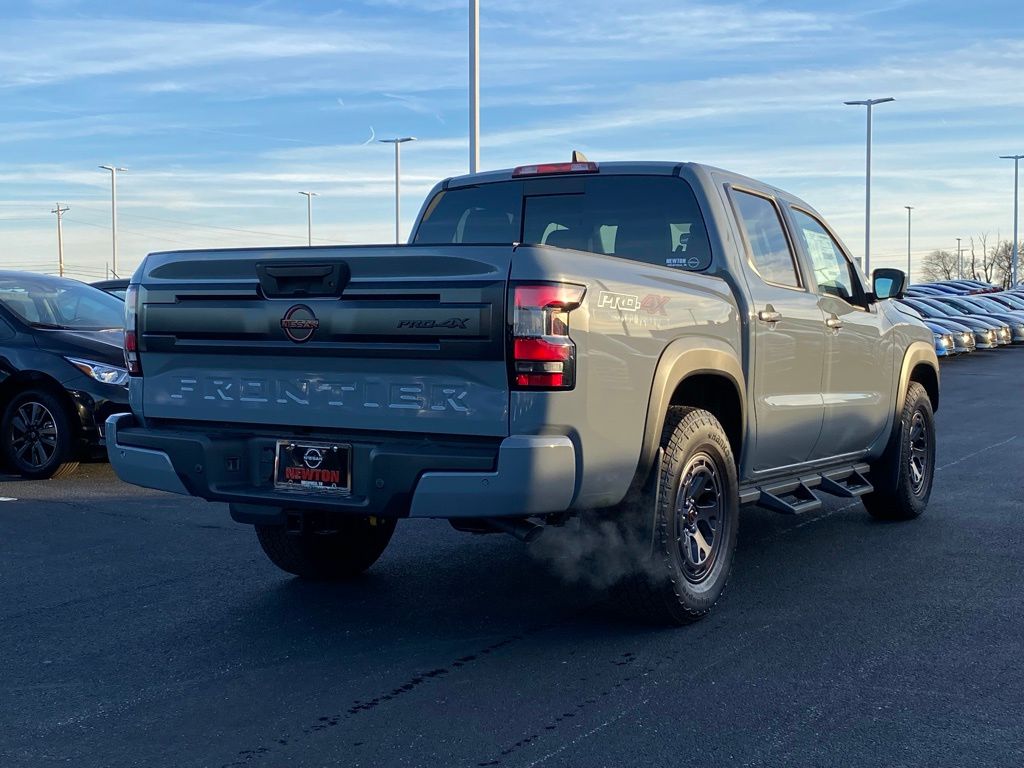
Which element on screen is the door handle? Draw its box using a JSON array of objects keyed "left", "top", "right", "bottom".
[
  {"left": 825, "top": 316, "right": 844, "bottom": 331},
  {"left": 758, "top": 309, "right": 782, "bottom": 324}
]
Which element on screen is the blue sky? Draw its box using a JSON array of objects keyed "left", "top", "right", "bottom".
[{"left": 1, "top": 0, "right": 1022, "bottom": 280}]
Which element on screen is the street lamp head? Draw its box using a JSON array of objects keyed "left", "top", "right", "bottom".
[
  {"left": 379, "top": 137, "right": 417, "bottom": 145},
  {"left": 298, "top": 191, "right": 319, "bottom": 197},
  {"left": 844, "top": 97, "right": 895, "bottom": 106},
  {"left": 99, "top": 165, "right": 128, "bottom": 172}
]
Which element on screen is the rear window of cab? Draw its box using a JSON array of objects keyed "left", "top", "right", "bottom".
[{"left": 413, "top": 175, "right": 713, "bottom": 272}]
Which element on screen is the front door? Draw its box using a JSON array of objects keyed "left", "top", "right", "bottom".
[
  {"left": 729, "top": 188, "right": 827, "bottom": 474},
  {"left": 787, "top": 207, "right": 894, "bottom": 460}
]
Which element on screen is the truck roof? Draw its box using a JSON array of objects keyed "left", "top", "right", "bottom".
[{"left": 444, "top": 160, "right": 796, "bottom": 202}]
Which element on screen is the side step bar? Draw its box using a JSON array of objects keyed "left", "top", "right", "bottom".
[{"left": 739, "top": 463, "right": 873, "bottom": 515}]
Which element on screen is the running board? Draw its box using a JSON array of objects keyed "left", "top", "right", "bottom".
[{"left": 739, "top": 463, "right": 873, "bottom": 515}]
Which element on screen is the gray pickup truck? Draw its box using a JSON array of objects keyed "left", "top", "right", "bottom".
[{"left": 107, "top": 158, "right": 938, "bottom": 624}]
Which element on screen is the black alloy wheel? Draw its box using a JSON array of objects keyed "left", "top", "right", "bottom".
[
  {"left": 10, "top": 401, "right": 59, "bottom": 470},
  {"left": 2, "top": 389, "right": 79, "bottom": 480},
  {"left": 674, "top": 452, "right": 726, "bottom": 584}
]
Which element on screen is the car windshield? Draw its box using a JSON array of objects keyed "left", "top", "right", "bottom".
[
  {"left": 994, "top": 294, "right": 1024, "bottom": 309},
  {"left": 0, "top": 277, "right": 124, "bottom": 330},
  {"left": 972, "top": 297, "right": 1011, "bottom": 312}
]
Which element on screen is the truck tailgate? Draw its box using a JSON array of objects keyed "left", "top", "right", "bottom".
[{"left": 134, "top": 245, "right": 512, "bottom": 437}]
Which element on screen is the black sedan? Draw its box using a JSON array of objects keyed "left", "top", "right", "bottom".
[{"left": 0, "top": 271, "right": 129, "bottom": 479}]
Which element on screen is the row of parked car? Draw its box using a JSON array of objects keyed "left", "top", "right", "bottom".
[
  {"left": 0, "top": 267, "right": 1017, "bottom": 482},
  {"left": 897, "top": 279, "right": 1024, "bottom": 357}
]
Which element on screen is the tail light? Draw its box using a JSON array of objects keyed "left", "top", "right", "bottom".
[
  {"left": 510, "top": 283, "right": 585, "bottom": 389},
  {"left": 124, "top": 284, "right": 141, "bottom": 375}
]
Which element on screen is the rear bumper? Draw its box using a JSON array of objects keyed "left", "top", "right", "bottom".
[{"left": 105, "top": 414, "right": 576, "bottom": 519}]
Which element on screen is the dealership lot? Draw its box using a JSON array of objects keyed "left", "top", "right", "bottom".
[{"left": 2, "top": 350, "right": 1023, "bottom": 768}]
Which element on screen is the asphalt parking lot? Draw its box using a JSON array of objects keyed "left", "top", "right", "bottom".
[{"left": 2, "top": 349, "right": 1023, "bottom": 768}]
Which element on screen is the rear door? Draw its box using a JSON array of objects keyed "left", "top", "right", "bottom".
[
  {"left": 728, "top": 187, "right": 826, "bottom": 474},
  {"left": 136, "top": 246, "right": 513, "bottom": 437}
]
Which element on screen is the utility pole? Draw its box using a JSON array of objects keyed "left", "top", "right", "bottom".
[
  {"left": 1000, "top": 155, "right": 1022, "bottom": 287},
  {"left": 298, "top": 191, "right": 318, "bottom": 246},
  {"left": 379, "top": 137, "right": 417, "bottom": 243},
  {"left": 469, "top": 0, "right": 480, "bottom": 173},
  {"left": 51, "top": 203, "right": 69, "bottom": 277},
  {"left": 904, "top": 206, "right": 913, "bottom": 284},
  {"left": 99, "top": 165, "right": 127, "bottom": 277},
  {"left": 956, "top": 238, "right": 972, "bottom": 280},
  {"left": 843, "top": 97, "right": 895, "bottom": 275}
]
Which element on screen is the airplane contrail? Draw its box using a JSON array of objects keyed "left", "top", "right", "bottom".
[{"left": 362, "top": 126, "right": 376, "bottom": 145}]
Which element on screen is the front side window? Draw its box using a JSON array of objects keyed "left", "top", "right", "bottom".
[
  {"left": 731, "top": 190, "right": 800, "bottom": 288},
  {"left": 791, "top": 209, "right": 860, "bottom": 304}
]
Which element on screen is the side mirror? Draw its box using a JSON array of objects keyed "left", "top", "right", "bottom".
[{"left": 872, "top": 268, "right": 906, "bottom": 301}]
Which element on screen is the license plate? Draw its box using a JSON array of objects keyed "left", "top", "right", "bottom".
[{"left": 274, "top": 440, "right": 351, "bottom": 493}]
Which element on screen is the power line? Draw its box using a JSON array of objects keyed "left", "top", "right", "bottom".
[
  {"left": 119, "top": 211, "right": 353, "bottom": 244},
  {"left": 62, "top": 216, "right": 208, "bottom": 248}
]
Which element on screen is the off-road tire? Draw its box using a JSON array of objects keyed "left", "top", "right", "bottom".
[
  {"left": 1, "top": 389, "right": 79, "bottom": 480},
  {"left": 863, "top": 381, "right": 935, "bottom": 521},
  {"left": 255, "top": 516, "right": 397, "bottom": 579},
  {"left": 612, "top": 406, "right": 739, "bottom": 625}
]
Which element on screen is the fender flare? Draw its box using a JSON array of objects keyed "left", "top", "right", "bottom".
[
  {"left": 636, "top": 337, "right": 746, "bottom": 481},
  {"left": 896, "top": 341, "right": 940, "bottom": 415}
]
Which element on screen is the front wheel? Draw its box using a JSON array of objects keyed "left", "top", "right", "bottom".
[
  {"left": 612, "top": 406, "right": 739, "bottom": 625},
  {"left": 1, "top": 389, "right": 79, "bottom": 480},
  {"left": 255, "top": 515, "right": 397, "bottom": 579},
  {"left": 863, "top": 381, "right": 935, "bottom": 521}
]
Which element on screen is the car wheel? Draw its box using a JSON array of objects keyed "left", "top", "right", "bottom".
[
  {"left": 863, "top": 381, "right": 935, "bottom": 521},
  {"left": 612, "top": 406, "right": 739, "bottom": 625},
  {"left": 1, "top": 389, "right": 79, "bottom": 480},
  {"left": 255, "top": 515, "right": 397, "bottom": 579}
]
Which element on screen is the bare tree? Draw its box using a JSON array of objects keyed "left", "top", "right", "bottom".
[
  {"left": 990, "top": 239, "right": 1014, "bottom": 288},
  {"left": 921, "top": 249, "right": 958, "bottom": 281},
  {"left": 968, "top": 233, "right": 1000, "bottom": 284}
]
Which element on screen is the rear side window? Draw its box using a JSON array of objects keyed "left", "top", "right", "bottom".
[
  {"left": 731, "top": 190, "right": 800, "bottom": 288},
  {"left": 414, "top": 176, "right": 713, "bottom": 271},
  {"left": 413, "top": 182, "right": 521, "bottom": 245}
]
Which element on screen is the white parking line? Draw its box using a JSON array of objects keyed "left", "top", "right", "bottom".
[
  {"left": 0, "top": 497, "right": 17, "bottom": 502},
  {"left": 936, "top": 435, "right": 1018, "bottom": 472}
]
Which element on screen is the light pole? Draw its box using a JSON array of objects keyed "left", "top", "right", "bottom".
[
  {"left": 1000, "top": 154, "right": 1023, "bottom": 287},
  {"left": 956, "top": 237, "right": 963, "bottom": 279},
  {"left": 379, "top": 137, "right": 417, "bottom": 244},
  {"left": 298, "top": 191, "right": 318, "bottom": 246},
  {"left": 99, "top": 165, "right": 127, "bottom": 277},
  {"left": 904, "top": 206, "right": 913, "bottom": 284},
  {"left": 469, "top": 0, "right": 480, "bottom": 173},
  {"left": 844, "top": 97, "right": 895, "bottom": 275},
  {"left": 52, "top": 203, "right": 69, "bottom": 277}
]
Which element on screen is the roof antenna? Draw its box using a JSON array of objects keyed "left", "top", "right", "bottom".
[{"left": 571, "top": 150, "right": 589, "bottom": 163}]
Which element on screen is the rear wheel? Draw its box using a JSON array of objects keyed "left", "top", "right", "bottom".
[
  {"left": 1, "top": 389, "right": 79, "bottom": 480},
  {"left": 612, "top": 406, "right": 739, "bottom": 625},
  {"left": 255, "top": 515, "right": 397, "bottom": 579},
  {"left": 863, "top": 381, "right": 935, "bottom": 521}
]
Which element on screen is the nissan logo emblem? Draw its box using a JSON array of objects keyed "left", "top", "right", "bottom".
[
  {"left": 302, "top": 448, "right": 324, "bottom": 469},
  {"left": 280, "top": 304, "right": 319, "bottom": 343}
]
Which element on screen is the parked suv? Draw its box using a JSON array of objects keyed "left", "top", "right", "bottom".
[
  {"left": 107, "top": 160, "right": 939, "bottom": 624},
  {"left": 0, "top": 271, "right": 129, "bottom": 478}
]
